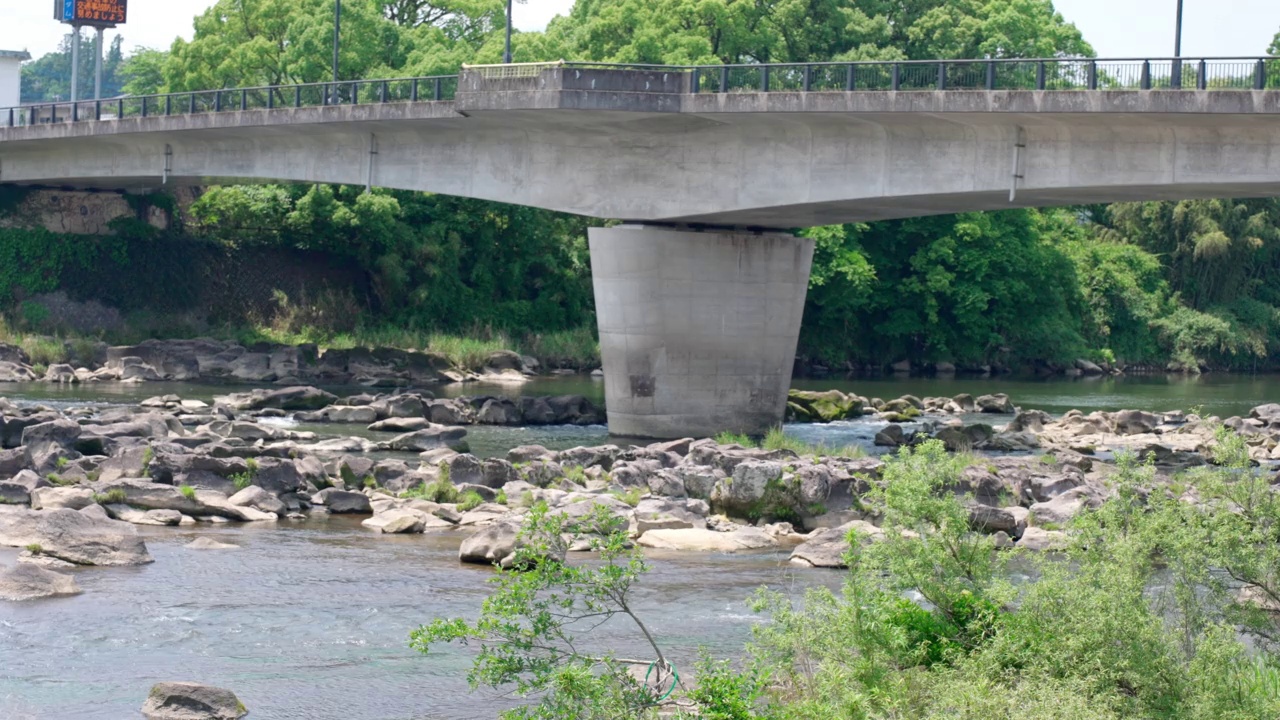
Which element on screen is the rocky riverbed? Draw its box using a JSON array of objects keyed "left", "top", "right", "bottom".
[{"left": 0, "top": 384, "right": 1276, "bottom": 582}]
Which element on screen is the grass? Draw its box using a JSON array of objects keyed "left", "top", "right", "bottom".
[
  {"left": 714, "top": 427, "right": 865, "bottom": 459},
  {"left": 55, "top": 456, "right": 68, "bottom": 470},
  {"left": 610, "top": 488, "right": 645, "bottom": 508},
  {"left": 457, "top": 491, "right": 485, "bottom": 512},
  {"left": 231, "top": 473, "right": 254, "bottom": 491},
  {"left": 179, "top": 485, "right": 197, "bottom": 500},
  {"left": 93, "top": 489, "right": 128, "bottom": 505},
  {"left": 562, "top": 465, "right": 588, "bottom": 486},
  {"left": 141, "top": 448, "right": 154, "bottom": 478},
  {"left": 23, "top": 543, "right": 42, "bottom": 555},
  {"left": 403, "top": 478, "right": 459, "bottom": 504},
  {"left": 521, "top": 325, "right": 600, "bottom": 369},
  {"left": 495, "top": 489, "right": 508, "bottom": 505},
  {"left": 45, "top": 473, "right": 77, "bottom": 486}
]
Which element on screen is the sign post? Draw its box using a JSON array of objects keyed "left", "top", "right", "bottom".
[{"left": 55, "top": 0, "right": 127, "bottom": 103}]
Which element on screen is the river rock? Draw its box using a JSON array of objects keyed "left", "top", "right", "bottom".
[
  {"left": 368, "top": 417, "right": 431, "bottom": 433},
  {"left": 459, "top": 521, "right": 543, "bottom": 569},
  {"left": 788, "top": 520, "right": 885, "bottom": 568},
  {"left": 874, "top": 424, "right": 905, "bottom": 447},
  {"left": 362, "top": 508, "right": 444, "bottom": 534},
  {"left": 0, "top": 508, "right": 153, "bottom": 565},
  {"left": 1113, "top": 409, "right": 1160, "bottom": 435},
  {"left": 787, "top": 390, "right": 864, "bottom": 423},
  {"left": 105, "top": 505, "right": 183, "bottom": 526},
  {"left": 30, "top": 486, "right": 95, "bottom": 511},
  {"left": 388, "top": 426, "right": 469, "bottom": 452},
  {"left": 976, "top": 394, "right": 1015, "bottom": 414},
  {"left": 1018, "top": 526, "right": 1070, "bottom": 552},
  {"left": 324, "top": 490, "right": 372, "bottom": 514},
  {"left": 297, "top": 405, "right": 378, "bottom": 424},
  {"left": 228, "top": 485, "right": 287, "bottom": 516},
  {"left": 710, "top": 460, "right": 782, "bottom": 517},
  {"left": 1029, "top": 486, "right": 1101, "bottom": 526},
  {"left": 0, "top": 563, "right": 82, "bottom": 601},
  {"left": 637, "top": 527, "right": 776, "bottom": 553},
  {"left": 217, "top": 386, "right": 337, "bottom": 412},
  {"left": 187, "top": 538, "right": 239, "bottom": 550},
  {"left": 142, "top": 682, "right": 247, "bottom": 720},
  {"left": 968, "top": 505, "right": 1018, "bottom": 533}
]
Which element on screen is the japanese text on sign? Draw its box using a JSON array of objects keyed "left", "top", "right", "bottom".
[{"left": 67, "top": 0, "right": 127, "bottom": 26}]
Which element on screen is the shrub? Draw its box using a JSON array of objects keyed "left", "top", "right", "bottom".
[
  {"left": 403, "top": 478, "right": 457, "bottom": 504},
  {"left": 23, "top": 543, "right": 42, "bottom": 555},
  {"left": 457, "top": 491, "right": 485, "bottom": 512},
  {"left": 93, "top": 489, "right": 128, "bottom": 505},
  {"left": 179, "top": 485, "right": 196, "bottom": 500}
]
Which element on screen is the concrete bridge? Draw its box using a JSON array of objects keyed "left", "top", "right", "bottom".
[{"left": 3, "top": 57, "right": 1280, "bottom": 438}]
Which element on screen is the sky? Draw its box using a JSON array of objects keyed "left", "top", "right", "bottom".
[{"left": 2, "top": 0, "right": 1277, "bottom": 62}]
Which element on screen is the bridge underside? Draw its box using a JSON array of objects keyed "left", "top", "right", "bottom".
[{"left": 6, "top": 82, "right": 1280, "bottom": 437}]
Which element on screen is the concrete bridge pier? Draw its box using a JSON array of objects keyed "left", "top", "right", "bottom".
[{"left": 589, "top": 225, "right": 814, "bottom": 439}]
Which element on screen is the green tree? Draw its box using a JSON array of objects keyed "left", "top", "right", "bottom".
[{"left": 20, "top": 33, "right": 127, "bottom": 102}]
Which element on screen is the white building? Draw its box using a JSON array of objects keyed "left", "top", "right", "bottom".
[{"left": 0, "top": 50, "right": 31, "bottom": 109}]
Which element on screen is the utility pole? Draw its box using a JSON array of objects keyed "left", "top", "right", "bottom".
[
  {"left": 503, "top": 0, "right": 513, "bottom": 63},
  {"left": 94, "top": 27, "right": 104, "bottom": 100},
  {"left": 333, "top": 0, "right": 341, "bottom": 83},
  {"left": 1174, "top": 0, "right": 1184, "bottom": 57},
  {"left": 69, "top": 25, "right": 80, "bottom": 102}
]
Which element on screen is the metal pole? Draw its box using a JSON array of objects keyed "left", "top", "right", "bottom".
[
  {"left": 1174, "top": 0, "right": 1184, "bottom": 57},
  {"left": 69, "top": 25, "right": 81, "bottom": 102},
  {"left": 503, "top": 0, "right": 513, "bottom": 64},
  {"left": 333, "top": 0, "right": 341, "bottom": 83},
  {"left": 94, "top": 27, "right": 104, "bottom": 100}
]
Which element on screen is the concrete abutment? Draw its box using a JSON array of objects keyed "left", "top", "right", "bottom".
[{"left": 589, "top": 225, "right": 814, "bottom": 439}]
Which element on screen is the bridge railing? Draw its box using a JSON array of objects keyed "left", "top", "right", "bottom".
[
  {"left": 561, "top": 57, "right": 1280, "bottom": 93},
  {"left": 2, "top": 75, "right": 459, "bottom": 129},
  {"left": 5, "top": 57, "right": 1280, "bottom": 129}
]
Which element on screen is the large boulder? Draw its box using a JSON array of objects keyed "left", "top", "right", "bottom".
[
  {"left": 216, "top": 386, "right": 337, "bottom": 412},
  {"left": 388, "top": 426, "right": 469, "bottom": 453},
  {"left": 296, "top": 405, "right": 378, "bottom": 424},
  {"left": 30, "top": 486, "right": 95, "bottom": 511},
  {"left": 636, "top": 527, "right": 776, "bottom": 553},
  {"left": 227, "top": 486, "right": 287, "bottom": 516},
  {"left": 710, "top": 460, "right": 782, "bottom": 518},
  {"left": 459, "top": 521, "right": 537, "bottom": 569},
  {"left": 361, "top": 509, "right": 444, "bottom": 534},
  {"left": 788, "top": 520, "right": 885, "bottom": 568},
  {"left": 0, "top": 508, "right": 153, "bottom": 566},
  {"left": 142, "top": 682, "right": 248, "bottom": 720},
  {"left": 787, "top": 390, "right": 864, "bottom": 423},
  {"left": 975, "top": 394, "right": 1015, "bottom": 414},
  {"left": 1113, "top": 409, "right": 1160, "bottom": 435},
  {"left": 22, "top": 418, "right": 83, "bottom": 471},
  {"left": 324, "top": 490, "right": 373, "bottom": 514},
  {"left": 1018, "top": 526, "right": 1070, "bottom": 552},
  {"left": 0, "top": 563, "right": 82, "bottom": 601}
]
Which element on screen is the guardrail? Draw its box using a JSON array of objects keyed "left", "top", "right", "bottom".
[
  {"left": 560, "top": 57, "right": 1280, "bottom": 93},
  {"left": 5, "top": 57, "right": 1280, "bottom": 129},
  {"left": 2, "top": 75, "right": 460, "bottom": 129}
]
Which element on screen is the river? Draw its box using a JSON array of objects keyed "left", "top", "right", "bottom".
[{"left": 0, "top": 372, "right": 1277, "bottom": 718}]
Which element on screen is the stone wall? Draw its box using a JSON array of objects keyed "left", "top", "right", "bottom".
[{"left": 0, "top": 189, "right": 177, "bottom": 234}]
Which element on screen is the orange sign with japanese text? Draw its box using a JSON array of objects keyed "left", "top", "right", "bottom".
[{"left": 71, "top": 0, "right": 127, "bottom": 26}]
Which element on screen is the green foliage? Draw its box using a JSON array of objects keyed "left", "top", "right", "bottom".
[
  {"left": 714, "top": 432, "right": 758, "bottom": 448},
  {"left": 363, "top": 475, "right": 379, "bottom": 490},
  {"left": 179, "top": 485, "right": 197, "bottom": 500},
  {"left": 761, "top": 426, "right": 865, "bottom": 459},
  {"left": 23, "top": 543, "right": 43, "bottom": 555},
  {"left": 610, "top": 488, "right": 644, "bottom": 508},
  {"left": 231, "top": 473, "right": 254, "bottom": 491},
  {"left": 21, "top": 33, "right": 128, "bottom": 103},
  {"left": 404, "top": 477, "right": 458, "bottom": 503},
  {"left": 411, "top": 504, "right": 675, "bottom": 718},
  {"left": 141, "top": 448, "right": 154, "bottom": 478},
  {"left": 457, "top": 491, "right": 485, "bottom": 512},
  {"left": 494, "top": 489, "right": 508, "bottom": 506},
  {"left": 93, "top": 489, "right": 129, "bottom": 505},
  {"left": 678, "top": 653, "right": 769, "bottom": 720}
]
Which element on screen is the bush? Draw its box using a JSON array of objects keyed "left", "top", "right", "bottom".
[
  {"left": 179, "top": 485, "right": 197, "bottom": 500},
  {"left": 457, "top": 491, "right": 485, "bottom": 512}
]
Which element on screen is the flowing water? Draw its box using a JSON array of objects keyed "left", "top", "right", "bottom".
[{"left": 1, "top": 373, "right": 1278, "bottom": 718}]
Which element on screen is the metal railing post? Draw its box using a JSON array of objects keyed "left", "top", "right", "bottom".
[
  {"left": 433, "top": 77, "right": 442, "bottom": 101},
  {"left": 7, "top": 107, "right": 12, "bottom": 127},
  {"left": 241, "top": 90, "right": 247, "bottom": 110},
  {"left": 1197, "top": 60, "right": 1207, "bottom": 90},
  {"left": 165, "top": 96, "right": 171, "bottom": 115},
  {"left": 761, "top": 66, "right": 770, "bottom": 92},
  {"left": 352, "top": 82, "right": 359, "bottom": 104},
  {"left": 295, "top": 86, "right": 302, "bottom": 108},
  {"left": 690, "top": 68, "right": 700, "bottom": 94},
  {"left": 117, "top": 98, "right": 123, "bottom": 118},
  {"left": 411, "top": 79, "right": 419, "bottom": 101},
  {"left": 380, "top": 81, "right": 388, "bottom": 102},
  {"left": 803, "top": 65, "right": 812, "bottom": 92},
  {"left": 986, "top": 61, "right": 995, "bottom": 90},
  {"left": 50, "top": 104, "right": 57, "bottom": 124},
  {"left": 1171, "top": 60, "right": 1182, "bottom": 89},
  {"left": 141, "top": 97, "right": 147, "bottom": 118},
  {"left": 1141, "top": 61, "right": 1151, "bottom": 90},
  {"left": 937, "top": 62, "right": 946, "bottom": 90},
  {"left": 215, "top": 91, "right": 222, "bottom": 112},
  {"left": 1256, "top": 60, "right": 1267, "bottom": 90},
  {"left": 846, "top": 64, "right": 855, "bottom": 91},
  {"left": 891, "top": 63, "right": 900, "bottom": 90},
  {"left": 95, "top": 100, "right": 102, "bottom": 121},
  {"left": 267, "top": 90, "right": 274, "bottom": 109},
  {"left": 72, "top": 101, "right": 78, "bottom": 122},
  {"left": 1036, "top": 61, "right": 1046, "bottom": 90},
  {"left": 189, "top": 94, "right": 196, "bottom": 114},
  {"left": 1088, "top": 61, "right": 1098, "bottom": 90},
  {"left": 719, "top": 66, "right": 729, "bottom": 92}
]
